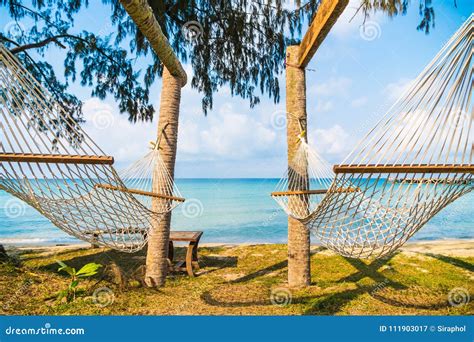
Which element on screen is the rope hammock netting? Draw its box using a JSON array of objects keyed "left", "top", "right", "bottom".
[
  {"left": 272, "top": 129, "right": 336, "bottom": 221},
  {"left": 273, "top": 15, "right": 473, "bottom": 258},
  {"left": 0, "top": 44, "right": 184, "bottom": 252}
]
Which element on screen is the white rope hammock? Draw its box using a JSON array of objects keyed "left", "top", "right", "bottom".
[
  {"left": 274, "top": 15, "right": 473, "bottom": 258},
  {"left": 0, "top": 44, "right": 184, "bottom": 252},
  {"left": 272, "top": 135, "right": 336, "bottom": 221}
]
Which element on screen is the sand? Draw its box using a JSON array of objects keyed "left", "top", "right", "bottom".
[
  {"left": 6, "top": 239, "right": 474, "bottom": 257},
  {"left": 400, "top": 239, "right": 474, "bottom": 257}
]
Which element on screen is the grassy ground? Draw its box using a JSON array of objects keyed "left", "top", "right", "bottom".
[{"left": 0, "top": 243, "right": 472, "bottom": 315}]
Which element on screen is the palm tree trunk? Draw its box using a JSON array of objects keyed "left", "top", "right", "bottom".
[
  {"left": 119, "top": 0, "right": 186, "bottom": 287},
  {"left": 119, "top": 0, "right": 187, "bottom": 85},
  {"left": 0, "top": 244, "right": 7, "bottom": 262},
  {"left": 144, "top": 68, "right": 181, "bottom": 287},
  {"left": 285, "top": 45, "right": 311, "bottom": 288}
]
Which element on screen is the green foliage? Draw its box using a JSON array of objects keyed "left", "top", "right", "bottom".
[
  {"left": 56, "top": 260, "right": 102, "bottom": 302},
  {"left": 0, "top": 1, "right": 155, "bottom": 122},
  {"left": 0, "top": 0, "right": 441, "bottom": 122},
  {"left": 105, "top": 0, "right": 320, "bottom": 114},
  {"left": 358, "top": 0, "right": 436, "bottom": 34}
]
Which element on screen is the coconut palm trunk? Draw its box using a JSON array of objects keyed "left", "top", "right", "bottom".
[
  {"left": 285, "top": 45, "right": 311, "bottom": 287},
  {"left": 119, "top": 0, "right": 186, "bottom": 287},
  {"left": 145, "top": 68, "right": 181, "bottom": 287},
  {"left": 119, "top": 0, "right": 187, "bottom": 84},
  {"left": 0, "top": 244, "right": 7, "bottom": 262}
]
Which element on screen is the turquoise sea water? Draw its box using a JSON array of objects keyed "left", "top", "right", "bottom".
[{"left": 0, "top": 178, "right": 472, "bottom": 246}]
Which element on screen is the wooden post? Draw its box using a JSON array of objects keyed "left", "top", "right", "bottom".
[
  {"left": 283, "top": 0, "right": 349, "bottom": 289},
  {"left": 286, "top": 46, "right": 311, "bottom": 288}
]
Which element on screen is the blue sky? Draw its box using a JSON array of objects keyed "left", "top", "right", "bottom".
[{"left": 2, "top": 0, "right": 473, "bottom": 177}]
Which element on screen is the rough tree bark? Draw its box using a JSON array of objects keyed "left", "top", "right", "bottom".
[
  {"left": 119, "top": 0, "right": 186, "bottom": 287},
  {"left": 145, "top": 68, "right": 181, "bottom": 287},
  {"left": 283, "top": 0, "right": 348, "bottom": 288},
  {"left": 0, "top": 244, "right": 8, "bottom": 262},
  {"left": 119, "top": 0, "right": 187, "bottom": 85},
  {"left": 285, "top": 45, "right": 311, "bottom": 288}
]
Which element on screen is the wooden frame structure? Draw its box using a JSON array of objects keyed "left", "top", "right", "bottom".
[
  {"left": 283, "top": 0, "right": 350, "bottom": 287},
  {"left": 0, "top": 153, "right": 114, "bottom": 165},
  {"left": 271, "top": 187, "right": 360, "bottom": 196},
  {"left": 334, "top": 164, "right": 474, "bottom": 174},
  {"left": 94, "top": 183, "right": 186, "bottom": 202},
  {"left": 297, "top": 0, "right": 349, "bottom": 68}
]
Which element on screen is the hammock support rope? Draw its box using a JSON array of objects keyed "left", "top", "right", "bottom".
[{"left": 271, "top": 136, "right": 336, "bottom": 222}]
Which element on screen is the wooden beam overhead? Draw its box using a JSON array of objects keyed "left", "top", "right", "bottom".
[{"left": 297, "top": 0, "right": 349, "bottom": 68}]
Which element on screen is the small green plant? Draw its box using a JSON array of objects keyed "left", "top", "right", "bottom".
[{"left": 56, "top": 260, "right": 102, "bottom": 302}]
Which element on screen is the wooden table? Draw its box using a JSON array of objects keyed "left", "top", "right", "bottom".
[{"left": 168, "top": 231, "right": 203, "bottom": 277}]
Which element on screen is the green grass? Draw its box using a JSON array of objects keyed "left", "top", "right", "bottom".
[{"left": 0, "top": 244, "right": 472, "bottom": 315}]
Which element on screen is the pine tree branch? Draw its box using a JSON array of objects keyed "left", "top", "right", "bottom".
[
  {"left": 10, "top": 35, "right": 68, "bottom": 54},
  {"left": 10, "top": 34, "right": 121, "bottom": 69}
]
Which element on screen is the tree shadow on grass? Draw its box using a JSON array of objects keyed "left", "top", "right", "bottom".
[
  {"left": 425, "top": 253, "right": 474, "bottom": 272},
  {"left": 230, "top": 246, "right": 326, "bottom": 284},
  {"left": 201, "top": 289, "right": 325, "bottom": 308},
  {"left": 201, "top": 247, "right": 327, "bottom": 309},
  {"left": 303, "top": 250, "right": 471, "bottom": 314},
  {"left": 197, "top": 255, "right": 238, "bottom": 276},
  {"left": 362, "top": 252, "right": 473, "bottom": 310},
  {"left": 230, "top": 259, "right": 288, "bottom": 284},
  {"left": 20, "top": 247, "right": 93, "bottom": 262},
  {"left": 36, "top": 246, "right": 237, "bottom": 279},
  {"left": 371, "top": 290, "right": 450, "bottom": 310},
  {"left": 37, "top": 248, "right": 145, "bottom": 280},
  {"left": 303, "top": 253, "right": 405, "bottom": 315}
]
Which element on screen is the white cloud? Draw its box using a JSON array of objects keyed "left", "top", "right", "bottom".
[
  {"left": 79, "top": 79, "right": 351, "bottom": 176},
  {"left": 178, "top": 102, "right": 280, "bottom": 161},
  {"left": 309, "top": 124, "right": 350, "bottom": 157},
  {"left": 351, "top": 96, "right": 368, "bottom": 108},
  {"left": 308, "top": 77, "right": 352, "bottom": 97},
  {"left": 315, "top": 100, "right": 334, "bottom": 113},
  {"left": 81, "top": 95, "right": 285, "bottom": 173},
  {"left": 82, "top": 98, "right": 157, "bottom": 166},
  {"left": 383, "top": 78, "right": 414, "bottom": 102}
]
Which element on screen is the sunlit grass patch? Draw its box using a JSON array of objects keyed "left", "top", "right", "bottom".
[{"left": 0, "top": 244, "right": 472, "bottom": 315}]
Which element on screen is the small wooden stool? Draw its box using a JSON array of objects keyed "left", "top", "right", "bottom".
[{"left": 168, "top": 231, "right": 203, "bottom": 277}]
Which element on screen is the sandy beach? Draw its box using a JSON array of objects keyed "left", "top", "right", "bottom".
[
  {"left": 6, "top": 238, "right": 474, "bottom": 257},
  {"left": 400, "top": 239, "right": 474, "bottom": 257}
]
